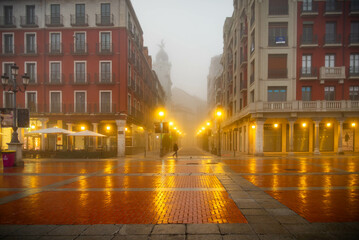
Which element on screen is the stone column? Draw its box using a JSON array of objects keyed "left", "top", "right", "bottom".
[
  {"left": 67, "top": 123, "right": 73, "bottom": 151},
  {"left": 254, "top": 119, "right": 265, "bottom": 156},
  {"left": 337, "top": 119, "right": 344, "bottom": 155},
  {"left": 313, "top": 120, "right": 321, "bottom": 155},
  {"left": 39, "top": 118, "right": 49, "bottom": 151},
  {"left": 116, "top": 119, "right": 126, "bottom": 157},
  {"left": 288, "top": 119, "right": 296, "bottom": 155},
  {"left": 92, "top": 123, "right": 99, "bottom": 149}
]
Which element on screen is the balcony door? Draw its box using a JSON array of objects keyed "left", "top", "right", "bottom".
[{"left": 302, "top": 55, "right": 312, "bottom": 75}]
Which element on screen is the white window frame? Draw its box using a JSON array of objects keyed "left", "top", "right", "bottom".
[
  {"left": 2, "top": 32, "right": 14, "bottom": 54},
  {"left": 49, "top": 91, "right": 62, "bottom": 112},
  {"left": 74, "top": 90, "right": 87, "bottom": 113},
  {"left": 24, "top": 32, "right": 37, "bottom": 54},
  {"left": 49, "top": 61, "right": 62, "bottom": 83},
  {"left": 74, "top": 61, "right": 87, "bottom": 83},
  {"left": 25, "top": 91, "right": 37, "bottom": 112},
  {"left": 49, "top": 32, "right": 62, "bottom": 53},
  {"left": 99, "top": 31, "right": 112, "bottom": 52},
  {"left": 325, "top": 54, "right": 335, "bottom": 67},
  {"left": 302, "top": 55, "right": 312, "bottom": 74},
  {"left": 350, "top": 54, "right": 359, "bottom": 74},
  {"left": 2, "top": 61, "right": 14, "bottom": 75},
  {"left": 24, "top": 61, "right": 37, "bottom": 83},
  {"left": 99, "top": 90, "right": 112, "bottom": 113},
  {"left": 99, "top": 60, "right": 112, "bottom": 82},
  {"left": 73, "top": 31, "right": 87, "bottom": 52},
  {"left": 2, "top": 91, "right": 13, "bottom": 108}
]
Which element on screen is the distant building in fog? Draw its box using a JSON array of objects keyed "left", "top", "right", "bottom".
[
  {"left": 207, "top": 55, "right": 223, "bottom": 113},
  {"left": 153, "top": 41, "right": 172, "bottom": 103}
]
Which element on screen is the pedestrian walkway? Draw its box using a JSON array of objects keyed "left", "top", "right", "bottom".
[{"left": 0, "top": 147, "right": 358, "bottom": 239}]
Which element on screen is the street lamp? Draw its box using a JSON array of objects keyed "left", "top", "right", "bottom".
[
  {"left": 1, "top": 63, "right": 30, "bottom": 144},
  {"left": 216, "top": 109, "right": 223, "bottom": 157}
]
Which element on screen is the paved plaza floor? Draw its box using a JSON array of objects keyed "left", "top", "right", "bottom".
[{"left": 0, "top": 147, "right": 359, "bottom": 239}]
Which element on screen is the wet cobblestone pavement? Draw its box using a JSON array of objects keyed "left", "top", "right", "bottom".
[{"left": 1, "top": 147, "right": 359, "bottom": 239}]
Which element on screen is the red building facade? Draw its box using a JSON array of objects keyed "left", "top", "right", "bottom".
[{"left": 0, "top": 0, "right": 165, "bottom": 156}]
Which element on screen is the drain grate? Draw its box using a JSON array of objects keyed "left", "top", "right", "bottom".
[
  {"left": 206, "top": 162, "right": 218, "bottom": 165},
  {"left": 186, "top": 163, "right": 199, "bottom": 165},
  {"left": 285, "top": 168, "right": 299, "bottom": 171}
]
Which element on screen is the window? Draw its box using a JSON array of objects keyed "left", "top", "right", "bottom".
[
  {"left": 268, "top": 22, "right": 288, "bottom": 46},
  {"left": 128, "top": 94, "right": 131, "bottom": 114},
  {"left": 325, "top": 22, "right": 337, "bottom": 44},
  {"left": 128, "top": 65, "right": 131, "bottom": 86},
  {"left": 3, "top": 91, "right": 14, "bottom": 108},
  {"left": 25, "top": 5, "right": 35, "bottom": 25},
  {"left": 50, "top": 33, "right": 61, "bottom": 53},
  {"left": 302, "top": 87, "right": 312, "bottom": 101},
  {"left": 75, "top": 62, "right": 86, "bottom": 83},
  {"left": 50, "top": 62, "right": 61, "bottom": 83},
  {"left": 75, "top": 32, "right": 86, "bottom": 52},
  {"left": 250, "top": 32, "right": 255, "bottom": 53},
  {"left": 268, "top": 54, "right": 287, "bottom": 78},
  {"left": 3, "top": 33, "right": 14, "bottom": 54},
  {"left": 350, "top": 54, "right": 359, "bottom": 76},
  {"left": 101, "top": 3, "right": 111, "bottom": 24},
  {"left": 250, "top": 90, "right": 254, "bottom": 103},
  {"left": 326, "top": 0, "right": 338, "bottom": 11},
  {"left": 303, "top": 0, "right": 313, "bottom": 11},
  {"left": 100, "top": 32, "right": 111, "bottom": 52},
  {"left": 75, "top": 4, "right": 85, "bottom": 24},
  {"left": 75, "top": 91, "right": 86, "bottom": 113},
  {"left": 100, "top": 62, "right": 111, "bottom": 82},
  {"left": 324, "top": 86, "right": 335, "bottom": 101},
  {"left": 268, "top": 87, "right": 287, "bottom": 102},
  {"left": 100, "top": 91, "right": 111, "bottom": 113},
  {"left": 350, "top": 22, "right": 359, "bottom": 44},
  {"left": 4, "top": 6, "right": 13, "bottom": 25},
  {"left": 26, "top": 92, "right": 37, "bottom": 112},
  {"left": 325, "top": 54, "right": 335, "bottom": 67},
  {"left": 302, "top": 24, "right": 314, "bottom": 44},
  {"left": 50, "top": 91, "right": 61, "bottom": 113},
  {"left": 25, "top": 62, "right": 36, "bottom": 83},
  {"left": 25, "top": 33, "right": 36, "bottom": 53},
  {"left": 50, "top": 4, "right": 60, "bottom": 24},
  {"left": 302, "top": 55, "right": 312, "bottom": 75},
  {"left": 269, "top": 0, "right": 288, "bottom": 15},
  {"left": 3, "top": 62, "right": 13, "bottom": 76},
  {"left": 349, "top": 86, "right": 359, "bottom": 100}
]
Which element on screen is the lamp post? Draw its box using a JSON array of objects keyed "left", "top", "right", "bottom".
[
  {"left": 158, "top": 110, "right": 165, "bottom": 157},
  {"left": 216, "top": 109, "right": 222, "bottom": 157},
  {"left": 1, "top": 63, "right": 30, "bottom": 165}
]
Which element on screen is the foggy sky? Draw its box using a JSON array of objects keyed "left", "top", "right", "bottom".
[{"left": 131, "top": 0, "right": 233, "bottom": 101}]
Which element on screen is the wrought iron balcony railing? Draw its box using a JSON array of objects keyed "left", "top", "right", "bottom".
[
  {"left": 70, "top": 14, "right": 88, "bottom": 26},
  {"left": 20, "top": 16, "right": 38, "bottom": 27}
]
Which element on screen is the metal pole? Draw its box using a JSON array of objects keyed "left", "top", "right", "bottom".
[
  {"left": 218, "top": 120, "right": 221, "bottom": 157},
  {"left": 159, "top": 120, "right": 162, "bottom": 157},
  {"left": 11, "top": 71, "right": 19, "bottom": 144}
]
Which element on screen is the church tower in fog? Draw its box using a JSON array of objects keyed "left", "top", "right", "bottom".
[{"left": 153, "top": 41, "right": 172, "bottom": 102}]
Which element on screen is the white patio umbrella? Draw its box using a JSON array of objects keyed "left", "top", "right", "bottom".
[
  {"left": 68, "top": 130, "right": 105, "bottom": 137},
  {"left": 25, "top": 127, "right": 74, "bottom": 134}
]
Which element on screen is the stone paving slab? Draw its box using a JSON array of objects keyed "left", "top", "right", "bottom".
[
  {"left": 48, "top": 225, "right": 89, "bottom": 235},
  {"left": 80, "top": 224, "right": 121, "bottom": 235},
  {"left": 118, "top": 224, "right": 153, "bottom": 235},
  {"left": 187, "top": 224, "right": 220, "bottom": 235},
  {"left": 187, "top": 235, "right": 222, "bottom": 240},
  {"left": 151, "top": 224, "right": 186, "bottom": 235},
  {"left": 218, "top": 223, "right": 254, "bottom": 235},
  {"left": 150, "top": 235, "right": 186, "bottom": 240}
]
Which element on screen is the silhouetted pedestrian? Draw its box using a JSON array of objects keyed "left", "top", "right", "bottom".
[{"left": 173, "top": 143, "right": 178, "bottom": 158}]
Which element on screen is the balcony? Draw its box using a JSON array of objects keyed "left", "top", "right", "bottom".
[
  {"left": 69, "top": 73, "right": 90, "bottom": 85},
  {"left": 96, "top": 14, "right": 114, "bottom": 26},
  {"left": 240, "top": 52, "right": 247, "bottom": 66},
  {"left": 240, "top": 28, "right": 247, "bottom": 41},
  {"left": 94, "top": 73, "right": 116, "bottom": 84},
  {"left": 0, "top": 16, "right": 16, "bottom": 28},
  {"left": 349, "top": 71, "right": 359, "bottom": 79},
  {"left": 300, "top": 1, "right": 318, "bottom": 16},
  {"left": 46, "top": 43, "right": 63, "bottom": 55},
  {"left": 20, "top": 16, "right": 38, "bottom": 27},
  {"left": 20, "top": 45, "right": 38, "bottom": 55},
  {"left": 268, "top": 69, "right": 287, "bottom": 79},
  {"left": 96, "top": 43, "right": 113, "bottom": 55},
  {"left": 45, "top": 15, "right": 63, "bottom": 27},
  {"left": 319, "top": 66, "right": 345, "bottom": 81},
  {"left": 1, "top": 45, "right": 15, "bottom": 55},
  {"left": 300, "top": 34, "right": 318, "bottom": 48},
  {"left": 269, "top": 6, "right": 288, "bottom": 15},
  {"left": 324, "top": 2, "right": 342, "bottom": 15},
  {"left": 250, "top": 74, "right": 254, "bottom": 85},
  {"left": 45, "top": 73, "right": 65, "bottom": 85},
  {"left": 70, "top": 15, "right": 88, "bottom": 26},
  {"left": 348, "top": 33, "right": 359, "bottom": 46},
  {"left": 299, "top": 67, "right": 318, "bottom": 80},
  {"left": 268, "top": 35, "right": 288, "bottom": 47},
  {"left": 240, "top": 80, "right": 247, "bottom": 91},
  {"left": 323, "top": 34, "right": 342, "bottom": 47},
  {"left": 71, "top": 43, "right": 88, "bottom": 55}
]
